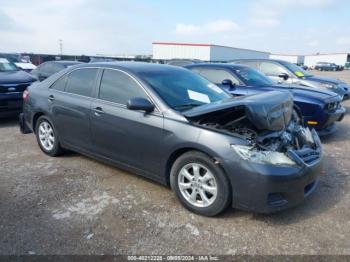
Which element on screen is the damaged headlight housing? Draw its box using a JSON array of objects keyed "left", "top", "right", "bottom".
[{"left": 231, "top": 145, "right": 296, "bottom": 166}]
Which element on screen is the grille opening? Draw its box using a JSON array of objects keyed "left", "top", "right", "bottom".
[
  {"left": 267, "top": 193, "right": 288, "bottom": 207},
  {"left": 304, "top": 181, "right": 316, "bottom": 196}
]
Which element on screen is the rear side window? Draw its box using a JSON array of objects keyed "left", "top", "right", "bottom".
[
  {"left": 65, "top": 68, "right": 98, "bottom": 97},
  {"left": 99, "top": 69, "right": 147, "bottom": 105},
  {"left": 196, "top": 68, "right": 240, "bottom": 85},
  {"left": 51, "top": 75, "right": 67, "bottom": 91}
]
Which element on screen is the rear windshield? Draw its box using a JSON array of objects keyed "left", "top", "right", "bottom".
[{"left": 0, "top": 59, "right": 18, "bottom": 72}]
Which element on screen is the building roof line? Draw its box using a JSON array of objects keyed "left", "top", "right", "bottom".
[{"left": 152, "top": 42, "right": 270, "bottom": 54}]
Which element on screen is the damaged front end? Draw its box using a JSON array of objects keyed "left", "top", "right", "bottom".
[{"left": 184, "top": 91, "right": 322, "bottom": 168}]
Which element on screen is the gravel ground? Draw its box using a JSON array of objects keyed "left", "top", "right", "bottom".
[{"left": 0, "top": 70, "right": 350, "bottom": 255}]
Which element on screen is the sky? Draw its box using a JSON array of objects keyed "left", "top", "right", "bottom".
[{"left": 0, "top": 0, "right": 349, "bottom": 56}]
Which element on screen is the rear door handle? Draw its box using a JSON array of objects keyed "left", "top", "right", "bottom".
[
  {"left": 48, "top": 95, "right": 55, "bottom": 102},
  {"left": 94, "top": 107, "right": 104, "bottom": 116}
]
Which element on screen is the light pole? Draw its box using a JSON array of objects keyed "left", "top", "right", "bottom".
[{"left": 59, "top": 39, "right": 63, "bottom": 55}]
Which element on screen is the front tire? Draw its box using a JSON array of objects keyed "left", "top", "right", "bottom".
[
  {"left": 170, "top": 151, "right": 231, "bottom": 216},
  {"left": 35, "top": 116, "right": 63, "bottom": 157}
]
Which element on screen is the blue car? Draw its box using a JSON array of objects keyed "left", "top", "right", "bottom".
[
  {"left": 185, "top": 63, "right": 346, "bottom": 136},
  {"left": 0, "top": 58, "right": 37, "bottom": 118}
]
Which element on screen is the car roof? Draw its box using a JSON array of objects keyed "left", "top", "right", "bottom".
[
  {"left": 232, "top": 58, "right": 289, "bottom": 64},
  {"left": 71, "top": 61, "right": 191, "bottom": 74},
  {"left": 45, "top": 60, "right": 83, "bottom": 65},
  {"left": 185, "top": 63, "right": 249, "bottom": 70}
]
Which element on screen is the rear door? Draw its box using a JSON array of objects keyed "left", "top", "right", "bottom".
[
  {"left": 48, "top": 68, "right": 99, "bottom": 151},
  {"left": 90, "top": 68, "right": 164, "bottom": 175}
]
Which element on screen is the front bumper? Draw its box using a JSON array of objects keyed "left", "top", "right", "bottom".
[
  {"left": 304, "top": 106, "right": 345, "bottom": 136},
  {"left": 222, "top": 130, "right": 322, "bottom": 213},
  {"left": 0, "top": 93, "right": 23, "bottom": 118}
]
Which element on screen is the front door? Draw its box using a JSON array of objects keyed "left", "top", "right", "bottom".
[{"left": 90, "top": 69, "right": 164, "bottom": 176}]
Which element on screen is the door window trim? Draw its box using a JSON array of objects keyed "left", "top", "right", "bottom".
[{"left": 96, "top": 67, "right": 161, "bottom": 113}]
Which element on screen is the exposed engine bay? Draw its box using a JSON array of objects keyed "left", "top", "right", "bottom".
[{"left": 184, "top": 91, "right": 318, "bottom": 154}]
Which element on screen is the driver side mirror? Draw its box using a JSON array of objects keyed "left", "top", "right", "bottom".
[
  {"left": 221, "top": 79, "right": 236, "bottom": 89},
  {"left": 127, "top": 97, "right": 155, "bottom": 113},
  {"left": 278, "top": 73, "right": 289, "bottom": 80}
]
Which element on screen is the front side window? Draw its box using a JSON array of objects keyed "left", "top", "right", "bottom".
[
  {"left": 260, "top": 62, "right": 289, "bottom": 76},
  {"left": 139, "top": 69, "right": 230, "bottom": 111},
  {"left": 196, "top": 69, "right": 240, "bottom": 85},
  {"left": 99, "top": 69, "right": 147, "bottom": 105},
  {"left": 233, "top": 67, "right": 275, "bottom": 86},
  {"left": 65, "top": 68, "right": 98, "bottom": 97}
]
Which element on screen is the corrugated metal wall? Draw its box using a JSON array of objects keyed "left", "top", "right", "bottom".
[
  {"left": 210, "top": 46, "right": 270, "bottom": 61},
  {"left": 153, "top": 44, "right": 211, "bottom": 60}
]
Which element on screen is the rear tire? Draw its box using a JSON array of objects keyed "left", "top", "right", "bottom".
[
  {"left": 170, "top": 151, "right": 231, "bottom": 216},
  {"left": 35, "top": 116, "right": 64, "bottom": 157}
]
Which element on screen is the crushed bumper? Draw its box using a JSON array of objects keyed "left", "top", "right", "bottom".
[{"left": 223, "top": 130, "right": 322, "bottom": 213}]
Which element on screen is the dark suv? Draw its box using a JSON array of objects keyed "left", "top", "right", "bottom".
[
  {"left": 233, "top": 59, "right": 350, "bottom": 100},
  {"left": 20, "top": 62, "right": 322, "bottom": 216},
  {"left": 315, "top": 62, "right": 343, "bottom": 71},
  {"left": 0, "top": 58, "right": 37, "bottom": 117}
]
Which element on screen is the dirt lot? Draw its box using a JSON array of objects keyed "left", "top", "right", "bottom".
[{"left": 0, "top": 70, "right": 350, "bottom": 255}]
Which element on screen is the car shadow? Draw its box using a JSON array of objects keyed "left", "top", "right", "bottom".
[
  {"left": 321, "top": 122, "right": 349, "bottom": 144},
  {"left": 0, "top": 117, "right": 18, "bottom": 128},
  {"left": 220, "top": 154, "right": 346, "bottom": 225}
]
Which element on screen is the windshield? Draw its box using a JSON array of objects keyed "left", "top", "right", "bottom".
[
  {"left": 139, "top": 69, "right": 230, "bottom": 111},
  {"left": 233, "top": 67, "right": 275, "bottom": 86},
  {"left": 0, "top": 58, "right": 18, "bottom": 72},
  {"left": 282, "top": 61, "right": 313, "bottom": 77}
]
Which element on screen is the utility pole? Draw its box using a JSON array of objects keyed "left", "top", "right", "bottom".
[{"left": 59, "top": 39, "right": 63, "bottom": 55}]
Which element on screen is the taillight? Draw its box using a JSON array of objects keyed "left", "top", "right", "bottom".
[{"left": 23, "top": 89, "right": 29, "bottom": 102}]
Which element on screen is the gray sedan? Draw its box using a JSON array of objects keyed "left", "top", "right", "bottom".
[{"left": 20, "top": 62, "right": 322, "bottom": 216}]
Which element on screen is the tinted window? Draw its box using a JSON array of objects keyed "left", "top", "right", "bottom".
[
  {"left": 51, "top": 75, "right": 67, "bottom": 91},
  {"left": 65, "top": 68, "right": 98, "bottom": 97},
  {"left": 196, "top": 69, "right": 240, "bottom": 85},
  {"left": 260, "top": 62, "right": 288, "bottom": 76},
  {"left": 99, "top": 69, "right": 147, "bottom": 104},
  {"left": 139, "top": 69, "right": 230, "bottom": 111},
  {"left": 233, "top": 67, "right": 274, "bottom": 86}
]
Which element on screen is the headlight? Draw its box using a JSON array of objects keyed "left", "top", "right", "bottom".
[
  {"left": 231, "top": 145, "right": 296, "bottom": 166},
  {"left": 320, "top": 83, "right": 336, "bottom": 89}
]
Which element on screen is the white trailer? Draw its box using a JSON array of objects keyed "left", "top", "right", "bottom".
[{"left": 304, "top": 53, "right": 349, "bottom": 67}]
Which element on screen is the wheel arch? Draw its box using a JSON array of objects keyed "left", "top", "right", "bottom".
[{"left": 32, "top": 112, "right": 45, "bottom": 133}]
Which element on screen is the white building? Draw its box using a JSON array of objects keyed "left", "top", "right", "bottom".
[
  {"left": 152, "top": 42, "right": 270, "bottom": 62},
  {"left": 269, "top": 54, "right": 305, "bottom": 64},
  {"left": 303, "top": 53, "right": 350, "bottom": 67}
]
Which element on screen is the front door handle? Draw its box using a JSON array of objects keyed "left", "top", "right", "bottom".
[
  {"left": 48, "top": 95, "right": 55, "bottom": 102},
  {"left": 94, "top": 107, "right": 104, "bottom": 116}
]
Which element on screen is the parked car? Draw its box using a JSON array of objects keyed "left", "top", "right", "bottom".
[
  {"left": 31, "top": 60, "right": 83, "bottom": 81},
  {"left": 315, "top": 62, "right": 343, "bottom": 71},
  {"left": 0, "top": 53, "right": 36, "bottom": 73},
  {"left": 233, "top": 59, "right": 350, "bottom": 100},
  {"left": 0, "top": 58, "right": 37, "bottom": 118},
  {"left": 20, "top": 62, "right": 322, "bottom": 216},
  {"left": 186, "top": 63, "right": 345, "bottom": 136},
  {"left": 345, "top": 62, "right": 350, "bottom": 70}
]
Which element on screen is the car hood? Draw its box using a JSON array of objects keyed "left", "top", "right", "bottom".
[
  {"left": 273, "top": 84, "right": 340, "bottom": 101},
  {"left": 184, "top": 90, "right": 293, "bottom": 131},
  {"left": 0, "top": 70, "right": 37, "bottom": 84},
  {"left": 304, "top": 75, "right": 347, "bottom": 85}
]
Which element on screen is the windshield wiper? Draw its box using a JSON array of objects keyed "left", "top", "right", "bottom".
[{"left": 172, "top": 103, "right": 203, "bottom": 110}]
